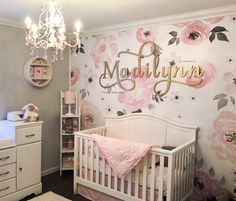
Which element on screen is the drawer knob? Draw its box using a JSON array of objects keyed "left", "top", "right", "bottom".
[
  {"left": 25, "top": 134, "right": 35, "bottom": 138},
  {"left": 0, "top": 186, "right": 9, "bottom": 191},
  {"left": 0, "top": 156, "right": 10, "bottom": 161},
  {"left": 19, "top": 167, "right": 23, "bottom": 171},
  {"left": 0, "top": 171, "right": 9, "bottom": 176}
]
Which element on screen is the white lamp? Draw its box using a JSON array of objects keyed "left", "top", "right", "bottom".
[{"left": 64, "top": 91, "right": 76, "bottom": 115}]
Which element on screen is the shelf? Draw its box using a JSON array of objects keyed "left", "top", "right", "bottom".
[
  {"left": 24, "top": 57, "right": 52, "bottom": 88},
  {"left": 31, "top": 64, "right": 50, "bottom": 67},
  {"left": 31, "top": 78, "right": 50, "bottom": 80},
  {"left": 62, "top": 133, "right": 74, "bottom": 136},
  {"left": 61, "top": 115, "right": 80, "bottom": 118},
  {"left": 60, "top": 90, "right": 80, "bottom": 175},
  {"left": 61, "top": 166, "right": 73, "bottom": 170},
  {"left": 62, "top": 148, "right": 74, "bottom": 153}
]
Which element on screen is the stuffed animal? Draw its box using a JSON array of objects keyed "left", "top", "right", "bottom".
[{"left": 22, "top": 103, "right": 40, "bottom": 122}]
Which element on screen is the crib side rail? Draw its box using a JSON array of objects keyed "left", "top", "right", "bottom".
[{"left": 74, "top": 133, "right": 195, "bottom": 201}]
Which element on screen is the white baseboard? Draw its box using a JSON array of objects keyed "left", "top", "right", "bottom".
[{"left": 41, "top": 166, "right": 60, "bottom": 177}]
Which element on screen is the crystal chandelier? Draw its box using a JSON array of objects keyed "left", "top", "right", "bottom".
[{"left": 24, "top": 0, "right": 82, "bottom": 62}]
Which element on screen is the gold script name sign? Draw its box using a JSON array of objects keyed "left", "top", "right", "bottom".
[{"left": 99, "top": 41, "right": 204, "bottom": 97}]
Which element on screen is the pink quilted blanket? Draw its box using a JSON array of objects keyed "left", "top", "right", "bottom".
[{"left": 92, "top": 134, "right": 157, "bottom": 178}]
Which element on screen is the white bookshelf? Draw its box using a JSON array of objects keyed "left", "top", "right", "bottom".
[{"left": 60, "top": 90, "right": 80, "bottom": 175}]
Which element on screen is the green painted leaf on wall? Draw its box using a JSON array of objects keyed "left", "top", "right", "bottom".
[
  {"left": 230, "top": 96, "right": 235, "bottom": 105},
  {"left": 209, "top": 167, "right": 215, "bottom": 177},
  {"left": 213, "top": 93, "right": 227, "bottom": 100},
  {"left": 217, "top": 98, "right": 228, "bottom": 110},
  {"left": 217, "top": 32, "right": 229, "bottom": 42}
]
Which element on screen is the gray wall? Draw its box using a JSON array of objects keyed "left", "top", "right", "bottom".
[{"left": 0, "top": 25, "right": 69, "bottom": 171}]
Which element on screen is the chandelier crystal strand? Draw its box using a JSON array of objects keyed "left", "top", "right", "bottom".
[{"left": 25, "top": 0, "right": 82, "bottom": 62}]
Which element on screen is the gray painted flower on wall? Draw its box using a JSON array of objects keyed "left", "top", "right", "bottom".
[{"left": 223, "top": 68, "right": 236, "bottom": 96}]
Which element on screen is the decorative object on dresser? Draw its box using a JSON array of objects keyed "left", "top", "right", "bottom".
[
  {"left": 24, "top": 57, "right": 52, "bottom": 87},
  {"left": 22, "top": 103, "right": 40, "bottom": 122},
  {"left": 60, "top": 90, "right": 80, "bottom": 175},
  {"left": 0, "top": 121, "right": 43, "bottom": 201},
  {"left": 74, "top": 113, "right": 197, "bottom": 201},
  {"left": 7, "top": 111, "right": 24, "bottom": 122}
]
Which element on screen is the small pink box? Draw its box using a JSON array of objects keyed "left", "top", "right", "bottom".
[{"left": 33, "top": 67, "right": 43, "bottom": 79}]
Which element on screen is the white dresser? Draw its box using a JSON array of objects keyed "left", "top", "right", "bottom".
[{"left": 0, "top": 121, "right": 43, "bottom": 201}]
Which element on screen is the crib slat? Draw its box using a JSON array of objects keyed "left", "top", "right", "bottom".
[
  {"left": 150, "top": 153, "right": 156, "bottom": 201},
  {"left": 74, "top": 135, "right": 79, "bottom": 193},
  {"left": 79, "top": 138, "right": 83, "bottom": 178},
  {"left": 175, "top": 153, "right": 179, "bottom": 200},
  {"left": 178, "top": 152, "right": 182, "bottom": 201},
  {"left": 158, "top": 155, "right": 164, "bottom": 201},
  {"left": 102, "top": 157, "right": 105, "bottom": 185},
  {"left": 187, "top": 147, "right": 191, "bottom": 193},
  {"left": 190, "top": 145, "right": 195, "bottom": 197},
  {"left": 173, "top": 153, "right": 177, "bottom": 198},
  {"left": 96, "top": 146, "right": 99, "bottom": 184},
  {"left": 90, "top": 140, "right": 94, "bottom": 181},
  {"left": 128, "top": 172, "right": 132, "bottom": 195},
  {"left": 134, "top": 165, "right": 139, "bottom": 198},
  {"left": 108, "top": 166, "right": 111, "bottom": 188},
  {"left": 114, "top": 174, "right": 118, "bottom": 190},
  {"left": 179, "top": 152, "right": 182, "bottom": 201},
  {"left": 167, "top": 155, "right": 174, "bottom": 201},
  {"left": 121, "top": 177, "right": 125, "bottom": 193},
  {"left": 181, "top": 150, "right": 185, "bottom": 199},
  {"left": 84, "top": 139, "right": 88, "bottom": 180},
  {"left": 142, "top": 156, "right": 147, "bottom": 200},
  {"left": 183, "top": 149, "right": 187, "bottom": 198}
]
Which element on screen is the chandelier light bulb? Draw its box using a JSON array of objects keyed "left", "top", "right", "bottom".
[
  {"left": 25, "top": 16, "right": 32, "bottom": 29},
  {"left": 75, "top": 20, "right": 82, "bottom": 33},
  {"left": 31, "top": 24, "right": 38, "bottom": 33}
]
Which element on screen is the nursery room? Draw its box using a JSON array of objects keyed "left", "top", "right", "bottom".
[{"left": 0, "top": 0, "right": 236, "bottom": 201}]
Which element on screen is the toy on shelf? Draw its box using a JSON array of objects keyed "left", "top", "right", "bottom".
[{"left": 22, "top": 103, "right": 40, "bottom": 122}]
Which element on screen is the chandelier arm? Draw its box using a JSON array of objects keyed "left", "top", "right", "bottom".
[{"left": 63, "top": 32, "right": 82, "bottom": 48}]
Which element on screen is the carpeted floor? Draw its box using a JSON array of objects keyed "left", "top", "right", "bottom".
[{"left": 21, "top": 171, "right": 89, "bottom": 201}]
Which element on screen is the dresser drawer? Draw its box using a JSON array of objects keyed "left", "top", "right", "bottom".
[
  {"left": 0, "top": 164, "right": 15, "bottom": 182},
  {"left": 0, "top": 148, "right": 16, "bottom": 166},
  {"left": 0, "top": 178, "right": 16, "bottom": 197},
  {"left": 16, "top": 126, "right": 41, "bottom": 145}
]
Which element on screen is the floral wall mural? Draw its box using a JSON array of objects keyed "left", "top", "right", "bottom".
[{"left": 70, "top": 14, "right": 236, "bottom": 200}]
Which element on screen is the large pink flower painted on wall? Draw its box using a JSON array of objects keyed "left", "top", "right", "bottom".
[
  {"left": 193, "top": 170, "right": 225, "bottom": 201},
  {"left": 180, "top": 21, "right": 210, "bottom": 45},
  {"left": 209, "top": 111, "right": 236, "bottom": 164},
  {"left": 186, "top": 61, "right": 216, "bottom": 89},
  {"left": 81, "top": 100, "right": 101, "bottom": 130},
  {"left": 136, "top": 27, "right": 155, "bottom": 43},
  {"left": 117, "top": 67, "right": 155, "bottom": 111},
  {"left": 91, "top": 34, "right": 118, "bottom": 69}
]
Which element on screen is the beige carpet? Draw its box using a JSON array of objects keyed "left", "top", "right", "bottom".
[{"left": 29, "top": 191, "right": 71, "bottom": 201}]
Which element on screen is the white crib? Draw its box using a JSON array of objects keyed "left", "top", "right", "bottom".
[{"left": 74, "top": 113, "right": 197, "bottom": 201}]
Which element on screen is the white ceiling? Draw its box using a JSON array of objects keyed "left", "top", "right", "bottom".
[{"left": 0, "top": 0, "right": 235, "bottom": 32}]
